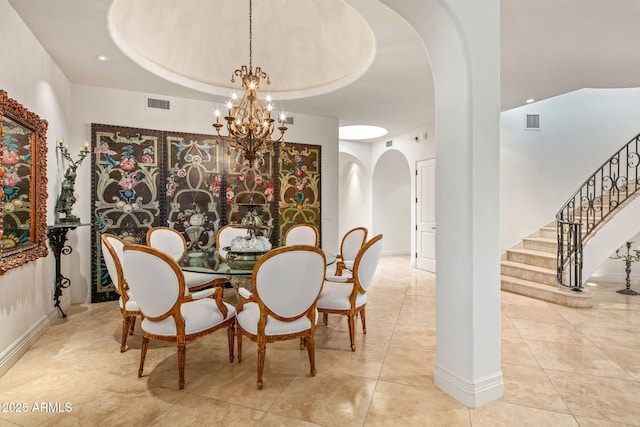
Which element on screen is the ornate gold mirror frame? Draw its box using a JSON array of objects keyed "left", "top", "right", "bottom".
[{"left": 0, "top": 90, "right": 49, "bottom": 274}]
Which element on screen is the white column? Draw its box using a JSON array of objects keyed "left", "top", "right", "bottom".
[{"left": 381, "top": 0, "right": 502, "bottom": 407}]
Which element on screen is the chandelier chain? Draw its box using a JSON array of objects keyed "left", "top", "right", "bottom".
[
  {"left": 249, "top": 0, "right": 253, "bottom": 72},
  {"left": 212, "top": 0, "right": 287, "bottom": 163}
]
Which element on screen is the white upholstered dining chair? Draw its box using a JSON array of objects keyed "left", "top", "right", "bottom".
[
  {"left": 146, "top": 226, "right": 228, "bottom": 292},
  {"left": 101, "top": 233, "right": 141, "bottom": 353},
  {"left": 215, "top": 224, "right": 252, "bottom": 261},
  {"left": 235, "top": 245, "right": 326, "bottom": 389},
  {"left": 318, "top": 234, "right": 383, "bottom": 351},
  {"left": 283, "top": 223, "right": 319, "bottom": 246},
  {"left": 122, "top": 244, "right": 236, "bottom": 389},
  {"left": 334, "top": 226, "right": 368, "bottom": 277}
]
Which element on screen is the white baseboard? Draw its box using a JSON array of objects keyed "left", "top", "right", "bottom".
[
  {"left": 434, "top": 363, "right": 504, "bottom": 408},
  {"left": 0, "top": 315, "right": 50, "bottom": 379}
]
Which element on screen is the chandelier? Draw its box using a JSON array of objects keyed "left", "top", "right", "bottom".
[{"left": 213, "top": 0, "right": 287, "bottom": 163}]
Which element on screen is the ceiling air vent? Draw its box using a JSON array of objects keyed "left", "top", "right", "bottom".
[
  {"left": 147, "top": 97, "right": 170, "bottom": 110},
  {"left": 283, "top": 116, "right": 294, "bottom": 126},
  {"left": 525, "top": 113, "right": 540, "bottom": 130},
  {"left": 386, "top": 140, "right": 393, "bottom": 147}
]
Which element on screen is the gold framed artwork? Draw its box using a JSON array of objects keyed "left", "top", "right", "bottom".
[{"left": 0, "top": 90, "right": 49, "bottom": 274}]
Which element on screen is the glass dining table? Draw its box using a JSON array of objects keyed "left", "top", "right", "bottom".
[{"left": 180, "top": 248, "right": 336, "bottom": 300}]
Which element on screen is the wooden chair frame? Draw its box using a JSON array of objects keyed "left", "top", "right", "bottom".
[
  {"left": 236, "top": 245, "right": 326, "bottom": 389},
  {"left": 123, "top": 244, "right": 235, "bottom": 389},
  {"left": 101, "top": 233, "right": 141, "bottom": 352},
  {"left": 319, "top": 234, "right": 383, "bottom": 351}
]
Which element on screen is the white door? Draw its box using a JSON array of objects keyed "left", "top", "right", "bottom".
[{"left": 416, "top": 159, "right": 436, "bottom": 272}]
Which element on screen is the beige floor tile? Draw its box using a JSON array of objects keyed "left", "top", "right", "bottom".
[
  {"left": 577, "top": 325, "right": 640, "bottom": 351},
  {"left": 315, "top": 345, "right": 387, "bottom": 379},
  {"left": 501, "top": 337, "right": 541, "bottom": 367},
  {"left": 500, "top": 363, "right": 570, "bottom": 413},
  {"left": 147, "top": 393, "right": 265, "bottom": 426},
  {"left": 598, "top": 345, "right": 640, "bottom": 380},
  {"left": 503, "top": 302, "right": 568, "bottom": 323},
  {"left": 509, "top": 318, "right": 591, "bottom": 345},
  {"left": 269, "top": 374, "right": 377, "bottom": 427},
  {"left": 573, "top": 416, "right": 634, "bottom": 427},
  {"left": 365, "top": 380, "right": 470, "bottom": 426},
  {"left": 546, "top": 369, "right": 640, "bottom": 425},
  {"left": 379, "top": 346, "right": 435, "bottom": 388},
  {"left": 526, "top": 339, "right": 633, "bottom": 380},
  {"left": 469, "top": 401, "right": 579, "bottom": 427},
  {"left": 1, "top": 256, "right": 639, "bottom": 426}
]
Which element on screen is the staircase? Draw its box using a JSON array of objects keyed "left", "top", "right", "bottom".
[
  {"left": 501, "top": 222, "right": 593, "bottom": 308},
  {"left": 502, "top": 132, "right": 640, "bottom": 308}
]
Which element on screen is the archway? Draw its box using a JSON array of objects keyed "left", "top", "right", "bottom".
[{"left": 381, "top": 0, "right": 502, "bottom": 408}]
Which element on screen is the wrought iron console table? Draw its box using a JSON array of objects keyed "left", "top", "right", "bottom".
[{"left": 47, "top": 223, "right": 89, "bottom": 317}]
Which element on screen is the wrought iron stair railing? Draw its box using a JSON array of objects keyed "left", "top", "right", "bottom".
[{"left": 557, "top": 132, "right": 640, "bottom": 290}]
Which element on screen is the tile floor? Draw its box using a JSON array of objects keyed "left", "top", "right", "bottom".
[{"left": 0, "top": 256, "right": 639, "bottom": 426}]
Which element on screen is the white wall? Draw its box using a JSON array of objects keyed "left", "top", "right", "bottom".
[
  {"left": 501, "top": 88, "right": 640, "bottom": 252},
  {"left": 372, "top": 149, "right": 411, "bottom": 254},
  {"left": 0, "top": 0, "right": 72, "bottom": 377},
  {"left": 338, "top": 151, "right": 372, "bottom": 247},
  {"left": 69, "top": 85, "right": 340, "bottom": 303}
]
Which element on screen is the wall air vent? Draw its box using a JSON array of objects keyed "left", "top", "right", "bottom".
[
  {"left": 525, "top": 113, "right": 540, "bottom": 130},
  {"left": 147, "top": 97, "right": 170, "bottom": 110},
  {"left": 386, "top": 140, "right": 393, "bottom": 147}
]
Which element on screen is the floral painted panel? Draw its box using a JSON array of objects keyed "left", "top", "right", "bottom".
[
  {"left": 277, "top": 143, "right": 321, "bottom": 246},
  {"left": 1, "top": 116, "right": 32, "bottom": 250},
  {"left": 165, "top": 133, "right": 223, "bottom": 251},
  {"left": 225, "top": 153, "right": 277, "bottom": 243},
  {"left": 89, "top": 124, "right": 323, "bottom": 303},
  {"left": 91, "top": 124, "right": 163, "bottom": 302}
]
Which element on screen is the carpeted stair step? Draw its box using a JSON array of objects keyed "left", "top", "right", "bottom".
[{"left": 500, "top": 275, "right": 593, "bottom": 308}]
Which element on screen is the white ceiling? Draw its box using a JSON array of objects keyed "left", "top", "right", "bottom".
[{"left": 8, "top": 0, "right": 640, "bottom": 142}]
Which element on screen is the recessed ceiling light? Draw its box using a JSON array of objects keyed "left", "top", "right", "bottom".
[
  {"left": 339, "top": 125, "right": 388, "bottom": 141},
  {"left": 525, "top": 98, "right": 535, "bottom": 103},
  {"left": 96, "top": 55, "right": 110, "bottom": 61}
]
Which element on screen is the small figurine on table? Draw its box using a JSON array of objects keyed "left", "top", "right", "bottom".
[
  {"left": 56, "top": 168, "right": 78, "bottom": 223},
  {"left": 55, "top": 139, "right": 89, "bottom": 224}
]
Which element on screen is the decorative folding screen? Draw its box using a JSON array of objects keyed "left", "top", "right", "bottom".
[
  {"left": 90, "top": 123, "right": 321, "bottom": 303},
  {"left": 277, "top": 144, "right": 321, "bottom": 246}
]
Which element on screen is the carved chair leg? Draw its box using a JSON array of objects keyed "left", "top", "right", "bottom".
[
  {"left": 178, "top": 344, "right": 186, "bottom": 390},
  {"left": 360, "top": 308, "right": 366, "bottom": 334},
  {"left": 299, "top": 337, "right": 306, "bottom": 349},
  {"left": 138, "top": 337, "right": 149, "bottom": 378},
  {"left": 121, "top": 317, "right": 132, "bottom": 352},
  {"left": 322, "top": 312, "right": 328, "bottom": 326},
  {"left": 257, "top": 341, "right": 266, "bottom": 390},
  {"left": 306, "top": 335, "right": 316, "bottom": 376},
  {"left": 237, "top": 331, "right": 243, "bottom": 363},
  {"left": 129, "top": 316, "right": 136, "bottom": 335},
  {"left": 347, "top": 314, "right": 356, "bottom": 352},
  {"left": 227, "top": 323, "right": 235, "bottom": 363}
]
